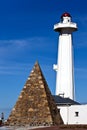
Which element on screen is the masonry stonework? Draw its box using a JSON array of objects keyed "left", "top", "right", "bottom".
[{"left": 7, "top": 62, "right": 63, "bottom": 126}]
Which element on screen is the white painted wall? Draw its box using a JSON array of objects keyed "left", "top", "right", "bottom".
[
  {"left": 58, "top": 104, "right": 87, "bottom": 124},
  {"left": 58, "top": 106, "right": 68, "bottom": 124}
]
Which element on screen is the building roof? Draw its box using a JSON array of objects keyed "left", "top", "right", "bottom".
[
  {"left": 7, "top": 61, "right": 63, "bottom": 126},
  {"left": 53, "top": 95, "right": 80, "bottom": 106}
]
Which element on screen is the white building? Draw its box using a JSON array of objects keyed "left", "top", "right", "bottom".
[
  {"left": 58, "top": 104, "right": 87, "bottom": 124},
  {"left": 53, "top": 12, "right": 87, "bottom": 125}
]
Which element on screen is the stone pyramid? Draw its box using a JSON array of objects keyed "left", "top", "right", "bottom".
[{"left": 7, "top": 62, "right": 63, "bottom": 126}]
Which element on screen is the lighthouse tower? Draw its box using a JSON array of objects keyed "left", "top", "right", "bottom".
[{"left": 53, "top": 13, "right": 77, "bottom": 100}]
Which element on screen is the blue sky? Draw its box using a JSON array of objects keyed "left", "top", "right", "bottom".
[{"left": 0, "top": 0, "right": 87, "bottom": 117}]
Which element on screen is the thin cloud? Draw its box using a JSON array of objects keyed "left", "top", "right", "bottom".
[
  {"left": 0, "top": 62, "right": 53, "bottom": 76},
  {"left": 0, "top": 63, "right": 31, "bottom": 75},
  {"left": 0, "top": 37, "right": 55, "bottom": 75},
  {"left": 0, "top": 39, "right": 29, "bottom": 48},
  {"left": 0, "top": 36, "right": 54, "bottom": 59},
  {"left": 0, "top": 36, "right": 52, "bottom": 50}
]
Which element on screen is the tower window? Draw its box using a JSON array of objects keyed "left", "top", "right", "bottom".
[{"left": 75, "top": 112, "right": 79, "bottom": 117}]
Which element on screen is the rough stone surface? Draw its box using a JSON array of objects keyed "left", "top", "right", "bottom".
[{"left": 7, "top": 62, "right": 63, "bottom": 126}]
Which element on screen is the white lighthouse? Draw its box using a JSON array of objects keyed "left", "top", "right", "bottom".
[{"left": 53, "top": 13, "right": 77, "bottom": 100}]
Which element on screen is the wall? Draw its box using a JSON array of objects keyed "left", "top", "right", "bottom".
[{"left": 58, "top": 104, "right": 87, "bottom": 124}]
